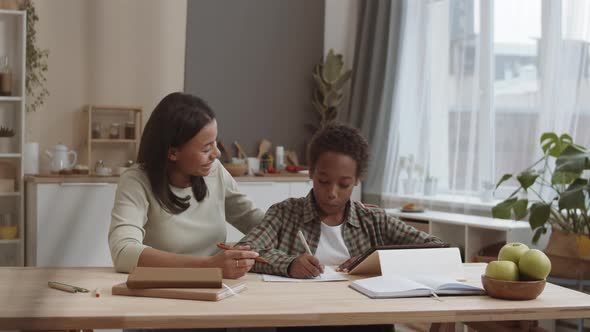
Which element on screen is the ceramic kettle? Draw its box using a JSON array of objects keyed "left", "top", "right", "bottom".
[{"left": 45, "top": 143, "right": 77, "bottom": 173}]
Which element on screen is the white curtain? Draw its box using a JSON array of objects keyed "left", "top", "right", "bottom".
[{"left": 366, "top": 0, "right": 590, "bottom": 212}]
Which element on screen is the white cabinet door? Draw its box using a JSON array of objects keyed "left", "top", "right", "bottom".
[
  {"left": 237, "top": 182, "right": 290, "bottom": 211},
  {"left": 290, "top": 181, "right": 313, "bottom": 197},
  {"left": 225, "top": 182, "right": 290, "bottom": 242},
  {"left": 28, "top": 183, "right": 116, "bottom": 267}
]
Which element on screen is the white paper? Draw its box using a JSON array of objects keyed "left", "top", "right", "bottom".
[{"left": 261, "top": 266, "right": 348, "bottom": 282}]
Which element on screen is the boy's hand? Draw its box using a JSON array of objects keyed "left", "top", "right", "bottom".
[{"left": 288, "top": 254, "right": 325, "bottom": 279}]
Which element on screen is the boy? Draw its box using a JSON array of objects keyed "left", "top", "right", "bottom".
[{"left": 238, "top": 124, "right": 443, "bottom": 279}]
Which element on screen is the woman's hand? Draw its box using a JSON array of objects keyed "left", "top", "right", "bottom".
[
  {"left": 209, "top": 245, "right": 259, "bottom": 279},
  {"left": 288, "top": 254, "right": 325, "bottom": 279}
]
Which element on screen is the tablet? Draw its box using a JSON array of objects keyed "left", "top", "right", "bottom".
[{"left": 340, "top": 242, "right": 450, "bottom": 274}]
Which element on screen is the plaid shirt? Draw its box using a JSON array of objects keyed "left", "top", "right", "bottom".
[{"left": 237, "top": 191, "right": 443, "bottom": 276}]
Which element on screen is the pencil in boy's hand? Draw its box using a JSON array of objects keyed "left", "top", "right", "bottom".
[
  {"left": 216, "top": 243, "right": 270, "bottom": 264},
  {"left": 297, "top": 230, "right": 313, "bottom": 256}
]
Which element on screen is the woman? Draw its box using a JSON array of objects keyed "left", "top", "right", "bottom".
[{"left": 108, "top": 92, "right": 264, "bottom": 279}]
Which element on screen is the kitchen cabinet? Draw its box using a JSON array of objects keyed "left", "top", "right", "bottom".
[
  {"left": 25, "top": 177, "right": 362, "bottom": 260},
  {"left": 26, "top": 181, "right": 117, "bottom": 267}
]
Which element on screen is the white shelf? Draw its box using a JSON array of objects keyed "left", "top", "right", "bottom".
[
  {"left": 0, "top": 9, "right": 25, "bottom": 16},
  {"left": 0, "top": 239, "right": 20, "bottom": 244},
  {"left": 0, "top": 153, "right": 21, "bottom": 158},
  {"left": 0, "top": 96, "right": 23, "bottom": 102},
  {"left": 0, "top": 9, "right": 25, "bottom": 267}
]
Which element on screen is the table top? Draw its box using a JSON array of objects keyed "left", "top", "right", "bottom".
[{"left": 1, "top": 264, "right": 589, "bottom": 330}]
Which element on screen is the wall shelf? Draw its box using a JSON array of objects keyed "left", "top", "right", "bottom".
[
  {"left": 0, "top": 153, "right": 21, "bottom": 158},
  {"left": 86, "top": 105, "right": 143, "bottom": 173},
  {"left": 0, "top": 239, "right": 20, "bottom": 244},
  {"left": 0, "top": 96, "right": 23, "bottom": 102}
]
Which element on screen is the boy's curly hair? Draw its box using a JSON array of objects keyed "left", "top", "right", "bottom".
[{"left": 308, "top": 124, "right": 369, "bottom": 179}]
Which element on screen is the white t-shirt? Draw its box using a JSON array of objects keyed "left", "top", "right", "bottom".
[{"left": 314, "top": 222, "right": 351, "bottom": 265}]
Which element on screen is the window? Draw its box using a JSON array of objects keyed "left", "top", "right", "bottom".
[{"left": 394, "top": 0, "right": 590, "bottom": 201}]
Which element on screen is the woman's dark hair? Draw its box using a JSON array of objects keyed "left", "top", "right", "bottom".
[
  {"left": 137, "top": 92, "right": 216, "bottom": 214},
  {"left": 308, "top": 123, "right": 369, "bottom": 179}
]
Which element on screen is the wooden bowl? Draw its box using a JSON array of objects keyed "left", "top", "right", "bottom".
[
  {"left": 222, "top": 163, "right": 247, "bottom": 177},
  {"left": 481, "top": 275, "right": 546, "bottom": 300}
]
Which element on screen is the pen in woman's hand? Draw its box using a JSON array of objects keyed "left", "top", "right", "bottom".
[{"left": 216, "top": 243, "right": 270, "bottom": 264}]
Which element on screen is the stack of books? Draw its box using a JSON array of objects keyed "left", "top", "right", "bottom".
[{"left": 112, "top": 267, "right": 246, "bottom": 301}]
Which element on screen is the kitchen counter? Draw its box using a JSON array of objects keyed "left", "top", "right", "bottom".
[
  {"left": 24, "top": 175, "right": 120, "bottom": 184},
  {"left": 24, "top": 174, "right": 311, "bottom": 184}
]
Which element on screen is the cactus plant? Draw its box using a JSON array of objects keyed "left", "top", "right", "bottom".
[
  {"left": 312, "top": 49, "right": 352, "bottom": 128},
  {"left": 0, "top": 126, "right": 15, "bottom": 137}
]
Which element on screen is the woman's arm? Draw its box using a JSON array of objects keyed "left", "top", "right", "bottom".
[
  {"left": 221, "top": 166, "right": 265, "bottom": 233},
  {"left": 138, "top": 247, "right": 259, "bottom": 279}
]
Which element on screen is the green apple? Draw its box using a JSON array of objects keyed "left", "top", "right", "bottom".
[
  {"left": 518, "top": 249, "right": 552, "bottom": 280},
  {"left": 498, "top": 242, "right": 530, "bottom": 264},
  {"left": 485, "top": 260, "right": 519, "bottom": 281}
]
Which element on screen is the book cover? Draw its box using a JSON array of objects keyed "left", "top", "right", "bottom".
[
  {"left": 126, "top": 267, "right": 222, "bottom": 289},
  {"left": 113, "top": 279, "right": 246, "bottom": 301}
]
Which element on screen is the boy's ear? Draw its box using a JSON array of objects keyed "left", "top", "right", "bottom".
[{"left": 168, "top": 147, "right": 179, "bottom": 161}]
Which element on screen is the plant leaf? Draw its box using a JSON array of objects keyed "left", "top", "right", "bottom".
[
  {"left": 495, "top": 174, "right": 512, "bottom": 191},
  {"left": 488, "top": 198, "right": 529, "bottom": 220},
  {"left": 322, "top": 49, "right": 345, "bottom": 84},
  {"left": 492, "top": 198, "right": 518, "bottom": 219},
  {"left": 541, "top": 132, "right": 573, "bottom": 157},
  {"left": 517, "top": 171, "right": 538, "bottom": 190},
  {"left": 551, "top": 170, "right": 582, "bottom": 185},
  {"left": 331, "top": 70, "right": 352, "bottom": 91},
  {"left": 513, "top": 199, "right": 529, "bottom": 220},
  {"left": 555, "top": 144, "right": 590, "bottom": 173},
  {"left": 532, "top": 226, "right": 548, "bottom": 244},
  {"left": 529, "top": 202, "right": 551, "bottom": 230},
  {"left": 558, "top": 178, "right": 588, "bottom": 210}
]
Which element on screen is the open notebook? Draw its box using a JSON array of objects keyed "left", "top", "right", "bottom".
[
  {"left": 350, "top": 275, "right": 484, "bottom": 298},
  {"left": 348, "top": 248, "right": 484, "bottom": 298}
]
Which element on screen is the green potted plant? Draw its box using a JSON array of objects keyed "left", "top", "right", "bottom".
[
  {"left": 311, "top": 49, "right": 352, "bottom": 129},
  {"left": 20, "top": 0, "right": 49, "bottom": 113},
  {"left": 492, "top": 132, "right": 590, "bottom": 279},
  {"left": 0, "top": 125, "right": 15, "bottom": 152}
]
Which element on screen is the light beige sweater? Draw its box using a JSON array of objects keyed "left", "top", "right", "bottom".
[{"left": 108, "top": 160, "right": 264, "bottom": 272}]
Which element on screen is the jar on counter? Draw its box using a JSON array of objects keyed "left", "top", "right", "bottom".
[
  {"left": 109, "top": 123, "right": 120, "bottom": 139},
  {"left": 91, "top": 122, "right": 102, "bottom": 139},
  {"left": 124, "top": 121, "right": 135, "bottom": 139}
]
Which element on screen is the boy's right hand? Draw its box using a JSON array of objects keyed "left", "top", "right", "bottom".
[{"left": 288, "top": 254, "right": 325, "bottom": 279}]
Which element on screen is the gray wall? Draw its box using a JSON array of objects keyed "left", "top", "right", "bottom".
[{"left": 185, "top": 0, "right": 325, "bottom": 161}]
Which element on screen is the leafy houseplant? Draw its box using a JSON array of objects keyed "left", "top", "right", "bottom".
[
  {"left": 311, "top": 49, "right": 352, "bottom": 129},
  {"left": 0, "top": 125, "right": 15, "bottom": 152},
  {"left": 0, "top": 126, "right": 15, "bottom": 138},
  {"left": 20, "top": 0, "right": 49, "bottom": 112},
  {"left": 492, "top": 133, "right": 590, "bottom": 242}
]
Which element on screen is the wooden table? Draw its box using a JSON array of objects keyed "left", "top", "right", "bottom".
[{"left": 1, "top": 264, "right": 589, "bottom": 330}]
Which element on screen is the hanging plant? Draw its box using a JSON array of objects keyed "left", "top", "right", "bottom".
[{"left": 20, "top": 0, "right": 48, "bottom": 112}]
